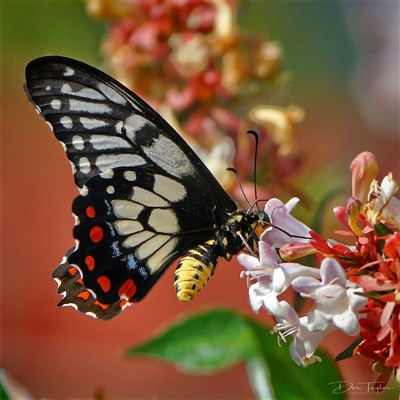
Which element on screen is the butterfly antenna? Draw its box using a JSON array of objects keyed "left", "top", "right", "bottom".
[
  {"left": 227, "top": 167, "right": 251, "bottom": 207},
  {"left": 247, "top": 130, "right": 260, "bottom": 211}
]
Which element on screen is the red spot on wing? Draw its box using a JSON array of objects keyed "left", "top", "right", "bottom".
[
  {"left": 68, "top": 267, "right": 84, "bottom": 285},
  {"left": 77, "top": 291, "right": 90, "bottom": 300},
  {"left": 94, "top": 300, "right": 109, "bottom": 310},
  {"left": 97, "top": 275, "right": 111, "bottom": 292},
  {"left": 90, "top": 226, "right": 103, "bottom": 243},
  {"left": 118, "top": 279, "right": 137, "bottom": 299},
  {"left": 85, "top": 255, "right": 95, "bottom": 271},
  {"left": 86, "top": 205, "right": 96, "bottom": 218},
  {"left": 68, "top": 267, "right": 78, "bottom": 276}
]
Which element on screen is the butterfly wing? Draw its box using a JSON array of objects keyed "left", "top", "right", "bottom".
[{"left": 25, "top": 56, "right": 237, "bottom": 319}]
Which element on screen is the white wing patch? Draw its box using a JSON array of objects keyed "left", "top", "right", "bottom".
[
  {"left": 148, "top": 208, "right": 179, "bottom": 234},
  {"left": 121, "top": 113, "right": 195, "bottom": 179},
  {"left": 97, "top": 82, "right": 128, "bottom": 106},
  {"left": 60, "top": 116, "right": 73, "bottom": 129},
  {"left": 124, "top": 230, "right": 154, "bottom": 248},
  {"left": 89, "top": 134, "right": 131, "bottom": 150},
  {"left": 79, "top": 117, "right": 108, "bottom": 130},
  {"left": 146, "top": 238, "right": 179, "bottom": 273},
  {"left": 78, "top": 157, "right": 91, "bottom": 174},
  {"left": 153, "top": 174, "right": 186, "bottom": 202},
  {"left": 115, "top": 220, "right": 143, "bottom": 235},
  {"left": 143, "top": 135, "right": 196, "bottom": 179},
  {"left": 51, "top": 99, "right": 62, "bottom": 110},
  {"left": 136, "top": 234, "right": 170, "bottom": 259},
  {"left": 72, "top": 135, "right": 84, "bottom": 150},
  {"left": 61, "top": 83, "right": 105, "bottom": 101},
  {"left": 63, "top": 67, "right": 75, "bottom": 77},
  {"left": 95, "top": 154, "right": 146, "bottom": 172},
  {"left": 131, "top": 187, "right": 169, "bottom": 207},
  {"left": 69, "top": 99, "right": 112, "bottom": 114},
  {"left": 123, "top": 170, "right": 136, "bottom": 181},
  {"left": 112, "top": 199, "right": 144, "bottom": 219}
]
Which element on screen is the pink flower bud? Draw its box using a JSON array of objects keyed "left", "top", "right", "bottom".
[{"left": 350, "top": 151, "right": 378, "bottom": 203}]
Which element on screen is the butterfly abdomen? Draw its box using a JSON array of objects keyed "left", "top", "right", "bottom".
[{"left": 174, "top": 239, "right": 219, "bottom": 302}]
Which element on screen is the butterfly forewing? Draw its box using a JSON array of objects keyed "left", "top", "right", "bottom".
[
  {"left": 25, "top": 56, "right": 240, "bottom": 319},
  {"left": 25, "top": 57, "right": 236, "bottom": 213}
]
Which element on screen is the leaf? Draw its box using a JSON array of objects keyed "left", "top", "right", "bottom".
[
  {"left": 127, "top": 309, "right": 256, "bottom": 373},
  {"left": 126, "top": 308, "right": 345, "bottom": 400},
  {"left": 335, "top": 337, "right": 363, "bottom": 361},
  {"left": 0, "top": 371, "right": 11, "bottom": 400},
  {"left": 375, "top": 223, "right": 393, "bottom": 237}
]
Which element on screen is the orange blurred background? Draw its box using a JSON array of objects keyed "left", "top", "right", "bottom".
[{"left": 2, "top": 2, "right": 399, "bottom": 399}]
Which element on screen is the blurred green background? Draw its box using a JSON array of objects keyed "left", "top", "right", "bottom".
[{"left": 3, "top": 1, "right": 399, "bottom": 399}]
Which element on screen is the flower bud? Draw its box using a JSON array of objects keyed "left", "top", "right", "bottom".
[{"left": 350, "top": 152, "right": 378, "bottom": 203}]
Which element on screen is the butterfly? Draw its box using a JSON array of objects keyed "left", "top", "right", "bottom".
[{"left": 24, "top": 56, "right": 270, "bottom": 320}]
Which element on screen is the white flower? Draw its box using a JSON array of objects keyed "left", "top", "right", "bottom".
[
  {"left": 291, "top": 258, "right": 368, "bottom": 336},
  {"left": 261, "top": 198, "right": 312, "bottom": 248},
  {"left": 271, "top": 300, "right": 323, "bottom": 366},
  {"left": 239, "top": 241, "right": 320, "bottom": 314}
]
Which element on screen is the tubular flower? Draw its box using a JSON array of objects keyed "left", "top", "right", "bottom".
[
  {"left": 292, "top": 258, "right": 367, "bottom": 335},
  {"left": 248, "top": 105, "right": 304, "bottom": 157},
  {"left": 270, "top": 301, "right": 323, "bottom": 367},
  {"left": 238, "top": 152, "right": 399, "bottom": 389},
  {"left": 239, "top": 239, "right": 320, "bottom": 314}
]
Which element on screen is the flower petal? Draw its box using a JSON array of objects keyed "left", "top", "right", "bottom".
[
  {"left": 320, "top": 258, "right": 346, "bottom": 287},
  {"left": 262, "top": 198, "right": 312, "bottom": 247}
]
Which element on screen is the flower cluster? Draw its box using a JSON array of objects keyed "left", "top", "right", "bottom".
[
  {"left": 239, "top": 151, "right": 400, "bottom": 390},
  {"left": 85, "top": 0, "right": 303, "bottom": 201}
]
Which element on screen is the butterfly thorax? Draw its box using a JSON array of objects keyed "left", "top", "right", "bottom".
[
  {"left": 174, "top": 209, "right": 270, "bottom": 302},
  {"left": 217, "top": 210, "right": 270, "bottom": 260}
]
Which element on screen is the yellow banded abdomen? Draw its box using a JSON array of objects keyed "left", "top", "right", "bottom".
[{"left": 174, "top": 239, "right": 218, "bottom": 302}]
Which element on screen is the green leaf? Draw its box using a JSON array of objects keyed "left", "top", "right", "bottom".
[
  {"left": 126, "top": 308, "right": 345, "bottom": 400},
  {"left": 127, "top": 309, "right": 256, "bottom": 373},
  {"left": 358, "top": 291, "right": 386, "bottom": 300},
  {"left": 0, "top": 370, "right": 11, "bottom": 400},
  {"left": 335, "top": 337, "right": 363, "bottom": 362},
  {"left": 375, "top": 223, "right": 393, "bottom": 237}
]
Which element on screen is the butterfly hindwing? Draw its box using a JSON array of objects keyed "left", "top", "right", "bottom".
[
  {"left": 25, "top": 56, "right": 239, "bottom": 319},
  {"left": 67, "top": 166, "right": 219, "bottom": 303},
  {"left": 52, "top": 248, "right": 126, "bottom": 320}
]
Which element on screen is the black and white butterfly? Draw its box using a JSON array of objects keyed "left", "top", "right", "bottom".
[{"left": 24, "top": 56, "right": 270, "bottom": 320}]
